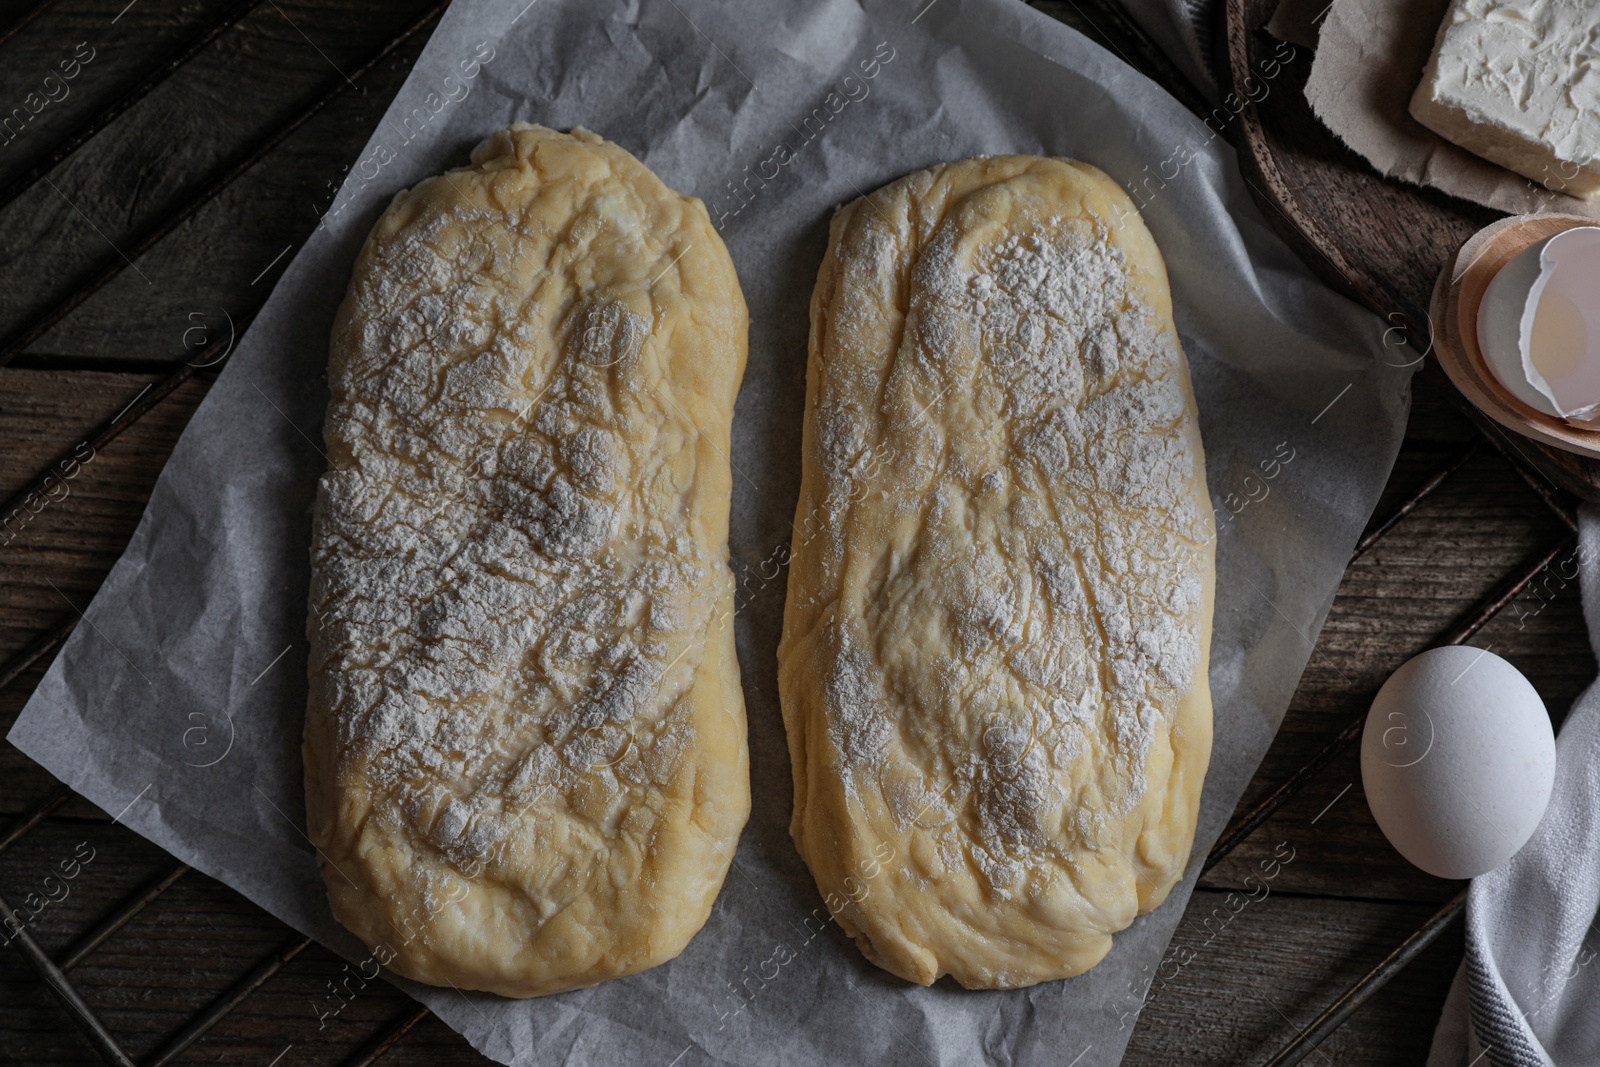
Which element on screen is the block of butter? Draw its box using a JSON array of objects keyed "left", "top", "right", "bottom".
[{"left": 1409, "top": 0, "right": 1600, "bottom": 199}]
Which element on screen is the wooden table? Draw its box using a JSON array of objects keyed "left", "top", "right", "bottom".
[{"left": 0, "top": 1, "right": 1589, "bottom": 1063}]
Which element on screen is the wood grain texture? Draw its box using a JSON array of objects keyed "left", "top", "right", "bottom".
[
  {"left": 0, "top": 0, "right": 440, "bottom": 368},
  {"left": 1125, "top": 888, "right": 1465, "bottom": 1066},
  {"left": 0, "top": 0, "right": 1591, "bottom": 1064},
  {"left": 0, "top": 368, "right": 212, "bottom": 820}
]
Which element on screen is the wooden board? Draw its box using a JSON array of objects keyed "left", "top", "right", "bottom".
[
  {"left": 1223, "top": 0, "right": 1600, "bottom": 500},
  {"left": 0, "top": 1, "right": 1592, "bottom": 1064}
]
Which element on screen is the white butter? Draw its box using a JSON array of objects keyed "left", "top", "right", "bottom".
[{"left": 1409, "top": 0, "right": 1600, "bottom": 198}]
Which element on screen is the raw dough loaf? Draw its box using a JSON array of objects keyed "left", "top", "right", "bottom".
[
  {"left": 778, "top": 156, "right": 1214, "bottom": 989},
  {"left": 304, "top": 124, "right": 750, "bottom": 998}
]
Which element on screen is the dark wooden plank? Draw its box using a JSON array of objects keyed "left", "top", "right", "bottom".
[
  {"left": 1127, "top": 889, "right": 1464, "bottom": 1066},
  {"left": 0, "top": 0, "right": 440, "bottom": 367},
  {"left": 0, "top": 2, "right": 234, "bottom": 194},
  {"left": 0, "top": 367, "right": 212, "bottom": 817},
  {"left": 0, "top": 816, "right": 492, "bottom": 1064},
  {"left": 0, "top": 369, "right": 212, "bottom": 632}
]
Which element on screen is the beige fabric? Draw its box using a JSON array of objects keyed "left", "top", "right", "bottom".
[
  {"left": 304, "top": 124, "right": 750, "bottom": 998},
  {"left": 778, "top": 156, "right": 1215, "bottom": 989}
]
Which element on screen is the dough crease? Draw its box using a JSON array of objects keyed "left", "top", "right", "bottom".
[
  {"left": 778, "top": 156, "right": 1215, "bottom": 988},
  {"left": 305, "top": 124, "right": 750, "bottom": 998}
]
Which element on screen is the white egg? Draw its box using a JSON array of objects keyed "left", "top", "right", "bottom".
[
  {"left": 1476, "top": 226, "right": 1600, "bottom": 422},
  {"left": 1360, "top": 646, "right": 1555, "bottom": 880}
]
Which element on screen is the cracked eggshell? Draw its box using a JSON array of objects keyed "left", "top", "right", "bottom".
[
  {"left": 1476, "top": 226, "right": 1600, "bottom": 423},
  {"left": 1360, "top": 646, "right": 1555, "bottom": 880}
]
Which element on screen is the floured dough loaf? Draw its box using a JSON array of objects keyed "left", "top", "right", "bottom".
[
  {"left": 778, "top": 156, "right": 1214, "bottom": 989},
  {"left": 303, "top": 124, "right": 750, "bottom": 998}
]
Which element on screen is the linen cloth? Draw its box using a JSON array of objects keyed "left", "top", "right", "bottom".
[{"left": 1428, "top": 506, "right": 1600, "bottom": 1067}]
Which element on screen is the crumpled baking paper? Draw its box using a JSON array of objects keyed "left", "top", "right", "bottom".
[
  {"left": 1304, "top": 0, "right": 1600, "bottom": 220},
  {"left": 8, "top": 0, "right": 1413, "bottom": 1063}
]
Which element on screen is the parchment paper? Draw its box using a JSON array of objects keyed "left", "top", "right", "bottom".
[
  {"left": 8, "top": 0, "right": 1413, "bottom": 1063},
  {"left": 1304, "top": 0, "right": 1600, "bottom": 220}
]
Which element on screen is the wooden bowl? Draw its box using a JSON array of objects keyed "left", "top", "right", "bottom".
[{"left": 1430, "top": 214, "right": 1600, "bottom": 459}]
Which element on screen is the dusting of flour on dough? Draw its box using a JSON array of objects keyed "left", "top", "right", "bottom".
[
  {"left": 310, "top": 138, "right": 719, "bottom": 896},
  {"left": 306, "top": 125, "right": 749, "bottom": 999},
  {"left": 807, "top": 188, "right": 1206, "bottom": 903}
]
